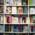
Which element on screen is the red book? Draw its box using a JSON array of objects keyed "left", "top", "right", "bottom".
[{"left": 6, "top": 16, "right": 12, "bottom": 23}]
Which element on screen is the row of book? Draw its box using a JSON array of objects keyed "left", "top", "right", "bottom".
[
  {"left": 0, "top": 0, "right": 35, "bottom": 6},
  {"left": 0, "top": 6, "right": 28, "bottom": 14},
  {"left": 0, "top": 0, "right": 28, "bottom": 5},
  {"left": 0, "top": 15, "right": 35, "bottom": 23},
  {"left": 0, "top": 24, "right": 35, "bottom": 32},
  {"left": 1, "top": 6, "right": 35, "bottom": 14},
  {"left": 0, "top": 33, "right": 35, "bottom": 35}
]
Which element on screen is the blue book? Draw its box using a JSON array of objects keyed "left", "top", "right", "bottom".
[{"left": 13, "top": 25, "right": 18, "bottom": 32}]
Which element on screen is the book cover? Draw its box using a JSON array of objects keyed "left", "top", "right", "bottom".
[
  {"left": 16, "top": 0, "right": 22, "bottom": 6},
  {"left": 6, "top": 7, "right": 12, "bottom": 14},
  {"left": 23, "top": 7, "right": 28, "bottom": 14},
  {"left": 23, "top": 26, "right": 28, "bottom": 32},
  {"left": 5, "top": 24, "right": 10, "bottom": 32},
  {"left": 13, "top": 25, "right": 18, "bottom": 32},
  {"left": 29, "top": 0, "right": 32, "bottom": 5},
  {"left": 6, "top": 15, "right": 12, "bottom": 23},
  {"left": 0, "top": 25, "right": 5, "bottom": 32},
  {"left": 4, "top": 16, "right": 7, "bottom": 24},
  {"left": 22, "top": 0, "right": 26, "bottom": 5},
  {"left": 32, "top": 16, "right": 35, "bottom": 23},
  {"left": 0, "top": 15, "right": 4, "bottom": 24},
  {"left": 12, "top": 16, "right": 18, "bottom": 24},
  {"left": 12, "top": 7, "right": 17, "bottom": 14},
  {"left": 18, "top": 17, "right": 22, "bottom": 24},
  {"left": 5, "top": 0, "right": 14, "bottom": 6},
  {"left": 18, "top": 7, "right": 23, "bottom": 15},
  {"left": 30, "top": 8, "right": 35, "bottom": 14}
]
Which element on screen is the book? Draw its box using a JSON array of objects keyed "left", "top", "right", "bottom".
[
  {"left": 6, "top": 15, "right": 12, "bottom": 23},
  {"left": 22, "top": 16, "right": 26, "bottom": 23},
  {"left": 30, "top": 16, "right": 33, "bottom": 23},
  {"left": 23, "top": 7, "right": 28, "bottom": 14},
  {"left": 18, "top": 7, "right": 23, "bottom": 15},
  {"left": 22, "top": 0, "right": 26, "bottom": 5},
  {"left": 12, "top": 16, "right": 18, "bottom": 24},
  {"left": 6, "top": 7, "right": 12, "bottom": 14},
  {"left": 11, "top": 25, "right": 13, "bottom": 32},
  {"left": 1, "top": 16, "right": 4, "bottom": 24},
  {"left": 13, "top": 25, "right": 18, "bottom": 32},
  {"left": 12, "top": 7, "right": 17, "bottom": 14},
  {"left": 0, "top": 15, "right": 4, "bottom": 24},
  {"left": 23, "top": 26, "right": 28, "bottom": 32},
  {"left": 16, "top": 0, "right": 22, "bottom": 6},
  {"left": 4, "top": 16, "right": 7, "bottom": 24},
  {"left": 29, "top": 0, "right": 35, "bottom": 6},
  {"left": 18, "top": 25, "right": 23, "bottom": 32},
  {"left": 33, "top": 26, "right": 35, "bottom": 32},
  {"left": 0, "top": 25, "right": 5, "bottom": 32},
  {"left": 0, "top": 33, "right": 3, "bottom": 35},
  {"left": 0, "top": 6, "right": 3, "bottom": 13},
  {"left": 29, "top": 0, "right": 32, "bottom": 5},
  {"left": 32, "top": 16, "right": 35, "bottom": 23},
  {"left": 26, "top": 17, "right": 30, "bottom": 24},
  {"left": 0, "top": 0, "right": 4, "bottom": 5},
  {"left": 32, "top": 0, "right": 35, "bottom": 6},
  {"left": 5, "top": 24, "right": 10, "bottom": 32},
  {"left": 18, "top": 17, "right": 22, "bottom": 24},
  {"left": 5, "top": 0, "right": 14, "bottom": 6},
  {"left": 30, "top": 8, "right": 35, "bottom": 14}
]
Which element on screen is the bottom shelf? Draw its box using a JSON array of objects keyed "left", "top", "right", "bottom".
[{"left": 0, "top": 33, "right": 35, "bottom": 35}]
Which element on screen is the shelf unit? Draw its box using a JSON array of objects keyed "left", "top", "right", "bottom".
[{"left": 0, "top": 0, "right": 35, "bottom": 35}]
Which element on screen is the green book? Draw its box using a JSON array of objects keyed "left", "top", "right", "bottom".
[{"left": 29, "top": 0, "right": 32, "bottom": 5}]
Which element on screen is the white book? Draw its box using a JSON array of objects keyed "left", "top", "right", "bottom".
[
  {"left": 23, "top": 26, "right": 28, "bottom": 32},
  {"left": 12, "top": 7, "right": 17, "bottom": 14},
  {"left": 16, "top": 0, "right": 22, "bottom": 6},
  {"left": 26, "top": 17, "right": 30, "bottom": 24},
  {"left": 4, "top": 16, "right": 7, "bottom": 24},
  {"left": 12, "top": 17, "right": 18, "bottom": 24},
  {"left": 30, "top": 8, "right": 35, "bottom": 14},
  {"left": 5, "top": 0, "right": 14, "bottom": 6}
]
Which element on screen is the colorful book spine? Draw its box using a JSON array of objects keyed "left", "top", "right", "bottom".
[{"left": 6, "top": 16, "right": 12, "bottom": 23}]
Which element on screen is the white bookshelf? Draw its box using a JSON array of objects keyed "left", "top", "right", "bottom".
[{"left": 0, "top": 0, "right": 35, "bottom": 35}]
